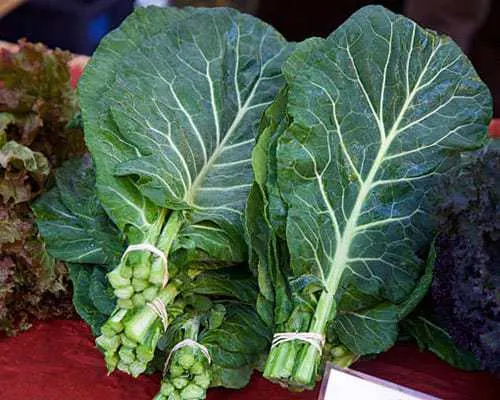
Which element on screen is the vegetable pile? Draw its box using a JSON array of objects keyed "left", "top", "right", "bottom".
[
  {"left": 431, "top": 141, "right": 499, "bottom": 373},
  {"left": 0, "top": 40, "right": 84, "bottom": 335},
  {"left": 32, "top": 4, "right": 495, "bottom": 399}
]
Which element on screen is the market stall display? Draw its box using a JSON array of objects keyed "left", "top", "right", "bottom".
[{"left": 1, "top": 4, "right": 499, "bottom": 400}]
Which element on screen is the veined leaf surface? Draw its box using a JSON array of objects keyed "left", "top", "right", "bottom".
[
  {"left": 109, "top": 9, "right": 290, "bottom": 238},
  {"left": 33, "top": 156, "right": 124, "bottom": 265},
  {"left": 80, "top": 7, "right": 291, "bottom": 256},
  {"left": 79, "top": 6, "right": 191, "bottom": 242},
  {"left": 277, "top": 6, "right": 491, "bottom": 336}
]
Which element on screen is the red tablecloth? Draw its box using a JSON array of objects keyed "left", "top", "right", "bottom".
[{"left": 0, "top": 320, "right": 498, "bottom": 400}]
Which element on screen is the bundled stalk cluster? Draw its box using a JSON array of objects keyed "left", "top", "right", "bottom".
[
  {"left": 35, "top": 153, "right": 272, "bottom": 396},
  {"left": 74, "top": 5, "right": 289, "bottom": 380},
  {"left": 34, "top": 4, "right": 495, "bottom": 400},
  {"left": 156, "top": 343, "right": 211, "bottom": 400},
  {"left": 96, "top": 284, "right": 178, "bottom": 376},
  {"left": 154, "top": 314, "right": 212, "bottom": 400}
]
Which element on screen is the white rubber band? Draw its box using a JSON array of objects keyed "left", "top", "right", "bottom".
[
  {"left": 147, "top": 298, "right": 169, "bottom": 331},
  {"left": 164, "top": 339, "right": 211, "bottom": 374},
  {"left": 121, "top": 244, "right": 169, "bottom": 287},
  {"left": 271, "top": 332, "right": 325, "bottom": 355}
]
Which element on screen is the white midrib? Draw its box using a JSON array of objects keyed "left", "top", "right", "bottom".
[
  {"left": 325, "top": 139, "right": 391, "bottom": 295},
  {"left": 186, "top": 76, "right": 262, "bottom": 205},
  {"left": 306, "top": 137, "right": 395, "bottom": 336},
  {"left": 309, "top": 46, "right": 436, "bottom": 334}
]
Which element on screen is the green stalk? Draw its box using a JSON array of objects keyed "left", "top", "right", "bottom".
[
  {"left": 330, "top": 345, "right": 358, "bottom": 368},
  {"left": 292, "top": 291, "right": 335, "bottom": 386},
  {"left": 149, "top": 211, "right": 184, "bottom": 286},
  {"left": 107, "top": 308, "right": 128, "bottom": 333},
  {"left": 117, "top": 299, "right": 134, "bottom": 309},
  {"left": 97, "top": 284, "right": 179, "bottom": 374},
  {"left": 125, "top": 283, "right": 179, "bottom": 342},
  {"left": 108, "top": 208, "right": 167, "bottom": 292},
  {"left": 263, "top": 292, "right": 335, "bottom": 388},
  {"left": 143, "top": 286, "right": 159, "bottom": 301}
]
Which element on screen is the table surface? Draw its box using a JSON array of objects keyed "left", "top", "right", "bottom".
[{"left": 0, "top": 320, "right": 498, "bottom": 400}]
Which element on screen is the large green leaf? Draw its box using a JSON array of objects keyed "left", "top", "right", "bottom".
[
  {"left": 200, "top": 303, "right": 270, "bottom": 368},
  {"left": 186, "top": 268, "right": 259, "bottom": 305},
  {"left": 276, "top": 5, "right": 491, "bottom": 353},
  {"left": 331, "top": 241, "right": 435, "bottom": 354},
  {"left": 245, "top": 89, "right": 293, "bottom": 328},
  {"left": 79, "top": 7, "right": 190, "bottom": 243},
  {"left": 33, "top": 155, "right": 124, "bottom": 265},
  {"left": 80, "top": 7, "right": 291, "bottom": 259},
  {"left": 69, "top": 263, "right": 115, "bottom": 335},
  {"left": 402, "top": 314, "right": 480, "bottom": 371}
]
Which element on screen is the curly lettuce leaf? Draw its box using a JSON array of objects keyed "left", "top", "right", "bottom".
[
  {"left": 0, "top": 40, "right": 83, "bottom": 336},
  {"left": 0, "top": 40, "right": 84, "bottom": 164},
  {"left": 0, "top": 140, "right": 49, "bottom": 204},
  {"left": 0, "top": 220, "right": 74, "bottom": 335}
]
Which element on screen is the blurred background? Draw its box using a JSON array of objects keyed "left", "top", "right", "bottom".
[{"left": 0, "top": 0, "right": 498, "bottom": 115}]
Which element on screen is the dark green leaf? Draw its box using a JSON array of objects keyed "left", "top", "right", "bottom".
[
  {"left": 33, "top": 155, "right": 125, "bottom": 265},
  {"left": 402, "top": 315, "right": 480, "bottom": 371},
  {"left": 68, "top": 263, "right": 115, "bottom": 335}
]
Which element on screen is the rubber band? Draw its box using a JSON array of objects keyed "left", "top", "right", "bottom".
[
  {"left": 271, "top": 332, "right": 325, "bottom": 355},
  {"left": 147, "top": 298, "right": 169, "bottom": 331},
  {"left": 121, "top": 244, "right": 169, "bottom": 287},
  {"left": 164, "top": 339, "right": 211, "bottom": 374}
]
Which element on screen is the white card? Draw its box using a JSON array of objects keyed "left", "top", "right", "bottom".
[{"left": 319, "top": 364, "right": 441, "bottom": 400}]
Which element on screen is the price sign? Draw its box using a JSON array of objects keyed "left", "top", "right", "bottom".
[{"left": 319, "top": 364, "right": 441, "bottom": 400}]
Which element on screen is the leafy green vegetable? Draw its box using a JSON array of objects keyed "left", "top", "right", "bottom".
[
  {"left": 33, "top": 155, "right": 124, "bottom": 335},
  {"left": 401, "top": 314, "right": 480, "bottom": 371},
  {"left": 80, "top": 6, "right": 290, "bottom": 255},
  {"left": 35, "top": 146, "right": 271, "bottom": 393},
  {"left": 78, "top": 6, "right": 291, "bottom": 375},
  {"left": 31, "top": 5, "right": 496, "bottom": 399},
  {"left": 429, "top": 140, "right": 499, "bottom": 373},
  {"left": 33, "top": 155, "right": 125, "bottom": 265},
  {"left": 68, "top": 263, "right": 116, "bottom": 335},
  {"left": 155, "top": 300, "right": 270, "bottom": 400},
  {"left": 247, "top": 5, "right": 491, "bottom": 389}
]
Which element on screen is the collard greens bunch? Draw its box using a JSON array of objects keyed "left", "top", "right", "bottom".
[
  {"left": 34, "top": 4, "right": 493, "bottom": 399},
  {"left": 246, "top": 5, "right": 492, "bottom": 389},
  {"left": 36, "top": 5, "right": 291, "bottom": 398}
]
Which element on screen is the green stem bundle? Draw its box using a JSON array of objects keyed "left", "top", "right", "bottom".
[
  {"left": 96, "top": 284, "right": 179, "bottom": 376},
  {"left": 154, "top": 318, "right": 211, "bottom": 400},
  {"left": 107, "top": 211, "right": 184, "bottom": 310}
]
